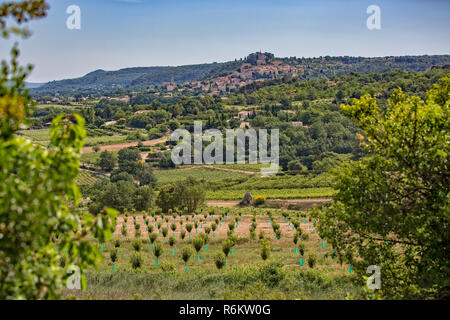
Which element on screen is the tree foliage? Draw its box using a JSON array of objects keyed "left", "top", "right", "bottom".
[
  {"left": 313, "top": 77, "right": 450, "bottom": 299},
  {"left": 0, "top": 1, "right": 116, "bottom": 299}
]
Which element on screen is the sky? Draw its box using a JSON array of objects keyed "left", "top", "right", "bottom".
[{"left": 1, "top": 0, "right": 449, "bottom": 83}]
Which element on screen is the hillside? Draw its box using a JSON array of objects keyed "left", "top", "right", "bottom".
[{"left": 31, "top": 52, "right": 450, "bottom": 97}]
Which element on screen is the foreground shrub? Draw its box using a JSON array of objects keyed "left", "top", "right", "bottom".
[
  {"left": 130, "top": 253, "right": 142, "bottom": 269},
  {"left": 153, "top": 241, "right": 163, "bottom": 259},
  {"left": 259, "top": 261, "right": 285, "bottom": 287},
  {"left": 298, "top": 242, "right": 305, "bottom": 256},
  {"left": 308, "top": 250, "right": 317, "bottom": 268},
  {"left": 192, "top": 237, "right": 204, "bottom": 254},
  {"left": 132, "top": 239, "right": 142, "bottom": 252},
  {"left": 149, "top": 232, "right": 158, "bottom": 243},
  {"left": 214, "top": 252, "right": 226, "bottom": 269},
  {"left": 169, "top": 236, "right": 176, "bottom": 247},
  {"left": 159, "top": 261, "right": 175, "bottom": 273},
  {"left": 181, "top": 247, "right": 193, "bottom": 264},
  {"left": 260, "top": 239, "right": 270, "bottom": 260},
  {"left": 110, "top": 250, "right": 117, "bottom": 263},
  {"left": 222, "top": 239, "right": 233, "bottom": 257}
]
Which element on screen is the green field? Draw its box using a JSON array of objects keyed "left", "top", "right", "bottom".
[
  {"left": 154, "top": 166, "right": 333, "bottom": 199},
  {"left": 154, "top": 167, "right": 248, "bottom": 186},
  {"left": 18, "top": 129, "right": 129, "bottom": 147},
  {"left": 17, "top": 129, "right": 50, "bottom": 142},
  {"left": 212, "top": 163, "right": 280, "bottom": 172},
  {"left": 206, "top": 187, "right": 336, "bottom": 200}
]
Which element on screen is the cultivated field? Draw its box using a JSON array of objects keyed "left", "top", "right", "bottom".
[{"left": 62, "top": 207, "right": 357, "bottom": 300}]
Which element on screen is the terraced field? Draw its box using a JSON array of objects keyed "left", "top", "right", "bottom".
[{"left": 76, "top": 170, "right": 99, "bottom": 185}]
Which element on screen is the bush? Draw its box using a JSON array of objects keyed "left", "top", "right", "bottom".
[
  {"left": 293, "top": 233, "right": 299, "bottom": 244},
  {"left": 228, "top": 222, "right": 235, "bottom": 231},
  {"left": 147, "top": 225, "right": 154, "bottom": 233},
  {"left": 259, "top": 261, "right": 285, "bottom": 287},
  {"left": 181, "top": 247, "right": 193, "bottom": 264},
  {"left": 254, "top": 196, "right": 266, "bottom": 205},
  {"left": 149, "top": 232, "right": 157, "bottom": 244},
  {"left": 227, "top": 234, "right": 239, "bottom": 246},
  {"left": 169, "top": 236, "right": 176, "bottom": 246},
  {"left": 114, "top": 239, "right": 121, "bottom": 248},
  {"left": 162, "top": 227, "right": 168, "bottom": 238},
  {"left": 186, "top": 224, "right": 193, "bottom": 233},
  {"left": 121, "top": 226, "right": 127, "bottom": 236},
  {"left": 171, "top": 223, "right": 177, "bottom": 232},
  {"left": 204, "top": 226, "right": 211, "bottom": 234},
  {"left": 260, "top": 239, "right": 270, "bottom": 260},
  {"left": 307, "top": 250, "right": 317, "bottom": 268},
  {"left": 298, "top": 242, "right": 305, "bottom": 256},
  {"left": 130, "top": 253, "right": 142, "bottom": 269},
  {"left": 275, "top": 229, "right": 281, "bottom": 239},
  {"left": 214, "top": 252, "right": 226, "bottom": 269},
  {"left": 153, "top": 241, "right": 163, "bottom": 259},
  {"left": 159, "top": 261, "right": 175, "bottom": 273},
  {"left": 110, "top": 250, "right": 117, "bottom": 263},
  {"left": 301, "top": 233, "right": 309, "bottom": 241},
  {"left": 135, "top": 229, "right": 141, "bottom": 238},
  {"left": 211, "top": 223, "right": 217, "bottom": 231},
  {"left": 259, "top": 230, "right": 265, "bottom": 240},
  {"left": 132, "top": 239, "right": 142, "bottom": 252},
  {"left": 192, "top": 237, "right": 204, "bottom": 253},
  {"left": 180, "top": 230, "right": 186, "bottom": 239},
  {"left": 134, "top": 223, "right": 140, "bottom": 230},
  {"left": 250, "top": 231, "right": 256, "bottom": 240},
  {"left": 222, "top": 239, "right": 233, "bottom": 257}
]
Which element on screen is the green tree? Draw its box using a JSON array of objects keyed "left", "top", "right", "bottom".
[
  {"left": 117, "top": 147, "right": 140, "bottom": 174},
  {"left": 0, "top": 1, "right": 116, "bottom": 299},
  {"left": 133, "top": 186, "right": 154, "bottom": 211},
  {"left": 156, "top": 184, "right": 177, "bottom": 213},
  {"left": 313, "top": 78, "right": 450, "bottom": 299},
  {"left": 97, "top": 150, "right": 116, "bottom": 172},
  {"left": 159, "top": 152, "right": 175, "bottom": 168},
  {"left": 136, "top": 163, "right": 156, "bottom": 186},
  {"left": 176, "top": 177, "right": 206, "bottom": 212}
]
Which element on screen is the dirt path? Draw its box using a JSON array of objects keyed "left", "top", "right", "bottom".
[
  {"left": 82, "top": 136, "right": 168, "bottom": 153},
  {"left": 206, "top": 198, "right": 332, "bottom": 209}
]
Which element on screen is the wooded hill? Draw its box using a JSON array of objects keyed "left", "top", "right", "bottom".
[{"left": 32, "top": 53, "right": 450, "bottom": 97}]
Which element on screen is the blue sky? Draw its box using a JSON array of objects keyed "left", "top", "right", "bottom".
[{"left": 1, "top": 0, "right": 449, "bottom": 82}]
